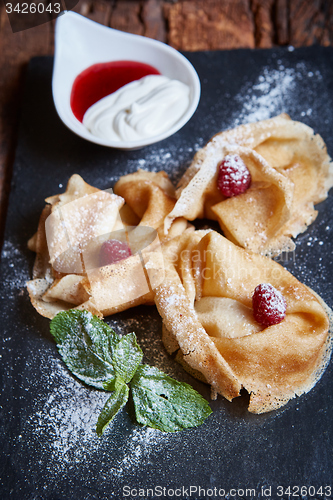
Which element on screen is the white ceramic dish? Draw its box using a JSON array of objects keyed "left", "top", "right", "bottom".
[{"left": 52, "top": 11, "right": 201, "bottom": 150}]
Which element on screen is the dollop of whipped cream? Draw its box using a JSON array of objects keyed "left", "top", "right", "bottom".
[{"left": 83, "top": 75, "right": 190, "bottom": 143}]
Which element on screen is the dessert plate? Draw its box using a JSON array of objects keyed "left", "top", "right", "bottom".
[{"left": 52, "top": 11, "right": 201, "bottom": 149}]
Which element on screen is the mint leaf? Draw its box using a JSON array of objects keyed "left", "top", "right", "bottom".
[
  {"left": 112, "top": 333, "right": 143, "bottom": 384},
  {"left": 50, "top": 310, "right": 120, "bottom": 389},
  {"left": 130, "top": 365, "right": 212, "bottom": 432},
  {"left": 96, "top": 379, "right": 129, "bottom": 435},
  {"left": 50, "top": 310, "right": 212, "bottom": 434}
]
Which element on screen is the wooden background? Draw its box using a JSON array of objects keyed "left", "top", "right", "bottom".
[{"left": 0, "top": 0, "right": 332, "bottom": 243}]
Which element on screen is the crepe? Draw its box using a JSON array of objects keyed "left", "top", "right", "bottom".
[
  {"left": 27, "top": 172, "right": 190, "bottom": 319},
  {"left": 113, "top": 168, "right": 191, "bottom": 241},
  {"left": 164, "top": 114, "right": 333, "bottom": 256},
  {"left": 26, "top": 125, "right": 332, "bottom": 414},
  {"left": 154, "top": 229, "right": 332, "bottom": 413}
]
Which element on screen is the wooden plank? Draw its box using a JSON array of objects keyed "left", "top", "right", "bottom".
[
  {"left": 110, "top": 0, "right": 144, "bottom": 35},
  {"left": 73, "top": 0, "right": 112, "bottom": 25},
  {"left": 164, "top": 0, "right": 255, "bottom": 50},
  {"left": 289, "top": 0, "right": 330, "bottom": 47},
  {"left": 275, "top": 0, "right": 289, "bottom": 46},
  {"left": 142, "top": 0, "right": 166, "bottom": 42},
  {"left": 251, "top": 0, "right": 275, "bottom": 48},
  {"left": 165, "top": 0, "right": 333, "bottom": 50},
  {"left": 74, "top": 0, "right": 166, "bottom": 40},
  {"left": 0, "top": 4, "right": 54, "bottom": 245}
]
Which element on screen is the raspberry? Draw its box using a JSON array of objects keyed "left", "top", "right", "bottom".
[
  {"left": 252, "top": 283, "right": 286, "bottom": 327},
  {"left": 217, "top": 154, "right": 251, "bottom": 197},
  {"left": 99, "top": 239, "right": 132, "bottom": 267}
]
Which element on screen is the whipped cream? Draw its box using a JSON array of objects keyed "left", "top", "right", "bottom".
[{"left": 83, "top": 75, "right": 190, "bottom": 143}]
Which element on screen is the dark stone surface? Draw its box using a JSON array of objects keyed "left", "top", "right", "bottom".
[{"left": 0, "top": 47, "right": 332, "bottom": 499}]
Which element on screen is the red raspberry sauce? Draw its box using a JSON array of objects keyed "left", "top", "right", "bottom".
[{"left": 70, "top": 60, "right": 160, "bottom": 122}]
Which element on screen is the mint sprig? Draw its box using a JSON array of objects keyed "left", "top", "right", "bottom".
[
  {"left": 50, "top": 310, "right": 212, "bottom": 434},
  {"left": 50, "top": 309, "right": 120, "bottom": 389},
  {"left": 111, "top": 333, "right": 143, "bottom": 385},
  {"left": 131, "top": 365, "right": 213, "bottom": 432},
  {"left": 96, "top": 379, "right": 129, "bottom": 434}
]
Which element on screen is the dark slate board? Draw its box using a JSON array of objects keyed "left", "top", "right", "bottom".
[{"left": 1, "top": 47, "right": 333, "bottom": 500}]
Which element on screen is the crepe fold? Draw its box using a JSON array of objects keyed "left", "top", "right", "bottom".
[
  {"left": 27, "top": 172, "right": 190, "bottom": 319},
  {"left": 164, "top": 114, "right": 333, "bottom": 256},
  {"left": 154, "top": 230, "right": 332, "bottom": 413},
  {"left": 113, "top": 169, "right": 191, "bottom": 240}
]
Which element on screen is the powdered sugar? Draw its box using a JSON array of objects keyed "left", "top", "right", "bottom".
[
  {"left": 0, "top": 239, "right": 29, "bottom": 299},
  {"left": 23, "top": 355, "right": 106, "bottom": 462},
  {"left": 17, "top": 348, "right": 173, "bottom": 489},
  {"left": 231, "top": 63, "right": 323, "bottom": 128},
  {"left": 105, "top": 145, "right": 195, "bottom": 186}
]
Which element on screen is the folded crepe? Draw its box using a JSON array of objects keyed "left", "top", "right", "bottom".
[
  {"left": 27, "top": 172, "right": 190, "bottom": 319},
  {"left": 164, "top": 114, "right": 333, "bottom": 256},
  {"left": 113, "top": 168, "right": 190, "bottom": 240},
  {"left": 154, "top": 229, "right": 332, "bottom": 413}
]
